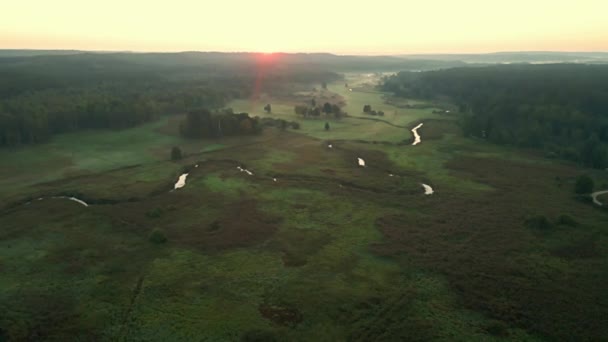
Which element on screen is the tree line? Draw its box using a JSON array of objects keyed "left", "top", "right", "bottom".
[
  {"left": 382, "top": 64, "right": 608, "bottom": 168},
  {"left": 0, "top": 53, "right": 339, "bottom": 147}
]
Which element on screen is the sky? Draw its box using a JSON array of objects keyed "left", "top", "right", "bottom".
[{"left": 1, "top": 0, "right": 607, "bottom": 55}]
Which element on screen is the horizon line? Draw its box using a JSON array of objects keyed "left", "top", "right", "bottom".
[{"left": 1, "top": 48, "right": 607, "bottom": 57}]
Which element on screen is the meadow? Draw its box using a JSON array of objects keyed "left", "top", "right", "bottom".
[{"left": 1, "top": 74, "right": 608, "bottom": 341}]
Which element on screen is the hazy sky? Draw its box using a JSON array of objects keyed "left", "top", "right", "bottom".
[{"left": 1, "top": 0, "right": 607, "bottom": 54}]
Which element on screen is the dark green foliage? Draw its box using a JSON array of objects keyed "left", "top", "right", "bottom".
[
  {"left": 575, "top": 175, "right": 594, "bottom": 194},
  {"left": 382, "top": 64, "right": 608, "bottom": 168},
  {"left": 295, "top": 105, "right": 321, "bottom": 118},
  {"left": 149, "top": 229, "right": 167, "bottom": 244},
  {"left": 180, "top": 109, "right": 261, "bottom": 139},
  {"left": 171, "top": 146, "right": 182, "bottom": 161},
  {"left": 259, "top": 117, "right": 299, "bottom": 130},
  {"left": 331, "top": 104, "right": 343, "bottom": 118},
  {"left": 325, "top": 122, "right": 330, "bottom": 131},
  {"left": 377, "top": 111, "right": 384, "bottom": 116},
  {"left": 524, "top": 215, "right": 552, "bottom": 230},
  {"left": 0, "top": 53, "right": 340, "bottom": 147},
  {"left": 485, "top": 321, "right": 509, "bottom": 337},
  {"left": 240, "top": 329, "right": 278, "bottom": 342},
  {"left": 557, "top": 214, "right": 578, "bottom": 227},
  {"left": 208, "top": 220, "right": 221, "bottom": 232},
  {"left": 363, "top": 104, "right": 372, "bottom": 113},
  {"left": 323, "top": 102, "right": 332, "bottom": 114},
  {"left": 264, "top": 104, "right": 271, "bottom": 113},
  {"left": 146, "top": 208, "right": 164, "bottom": 219}
]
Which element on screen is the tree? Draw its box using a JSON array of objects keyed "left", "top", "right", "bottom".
[
  {"left": 575, "top": 175, "right": 594, "bottom": 194},
  {"left": 311, "top": 98, "right": 316, "bottom": 107},
  {"left": 309, "top": 107, "right": 321, "bottom": 117},
  {"left": 363, "top": 104, "right": 372, "bottom": 113},
  {"left": 331, "top": 104, "right": 342, "bottom": 118},
  {"left": 171, "top": 146, "right": 182, "bottom": 160},
  {"left": 264, "top": 104, "right": 272, "bottom": 113},
  {"left": 325, "top": 122, "right": 330, "bottom": 131},
  {"left": 239, "top": 118, "right": 254, "bottom": 134},
  {"left": 377, "top": 111, "right": 385, "bottom": 116},
  {"left": 149, "top": 229, "right": 168, "bottom": 244},
  {"left": 323, "top": 102, "right": 332, "bottom": 115}
]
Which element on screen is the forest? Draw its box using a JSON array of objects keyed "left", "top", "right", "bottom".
[
  {"left": 0, "top": 53, "right": 340, "bottom": 146},
  {"left": 382, "top": 64, "right": 608, "bottom": 168}
]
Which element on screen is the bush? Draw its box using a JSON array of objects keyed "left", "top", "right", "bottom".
[
  {"left": 485, "top": 320, "right": 509, "bottom": 337},
  {"left": 524, "top": 215, "right": 552, "bottom": 230},
  {"left": 575, "top": 175, "right": 594, "bottom": 194},
  {"left": 146, "top": 208, "right": 164, "bottom": 219},
  {"left": 149, "top": 229, "right": 167, "bottom": 244},
  {"left": 171, "top": 146, "right": 182, "bottom": 161},
  {"left": 557, "top": 214, "right": 578, "bottom": 227},
  {"left": 241, "top": 329, "right": 277, "bottom": 342}
]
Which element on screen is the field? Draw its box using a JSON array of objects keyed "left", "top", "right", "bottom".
[{"left": 1, "top": 75, "right": 608, "bottom": 341}]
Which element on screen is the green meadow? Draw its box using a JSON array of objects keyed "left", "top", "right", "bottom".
[{"left": 1, "top": 75, "right": 608, "bottom": 341}]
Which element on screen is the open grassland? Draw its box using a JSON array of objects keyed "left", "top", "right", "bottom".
[{"left": 1, "top": 75, "right": 608, "bottom": 341}]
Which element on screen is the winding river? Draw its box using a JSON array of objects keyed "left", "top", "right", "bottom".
[
  {"left": 411, "top": 123, "right": 423, "bottom": 146},
  {"left": 30, "top": 196, "right": 89, "bottom": 207},
  {"left": 591, "top": 190, "right": 608, "bottom": 206},
  {"left": 421, "top": 184, "right": 434, "bottom": 195},
  {"left": 174, "top": 173, "right": 189, "bottom": 190}
]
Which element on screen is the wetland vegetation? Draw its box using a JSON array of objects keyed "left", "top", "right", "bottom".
[{"left": 1, "top": 52, "right": 608, "bottom": 341}]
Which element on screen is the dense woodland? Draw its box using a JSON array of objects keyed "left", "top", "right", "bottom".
[
  {"left": 180, "top": 109, "right": 262, "bottom": 138},
  {"left": 0, "top": 53, "right": 340, "bottom": 146},
  {"left": 382, "top": 64, "right": 608, "bottom": 168}
]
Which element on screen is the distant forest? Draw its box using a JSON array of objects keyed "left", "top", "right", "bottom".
[
  {"left": 0, "top": 53, "right": 340, "bottom": 146},
  {"left": 382, "top": 64, "right": 608, "bottom": 168}
]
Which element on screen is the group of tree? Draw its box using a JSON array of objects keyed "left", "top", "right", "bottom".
[
  {"left": 258, "top": 117, "right": 300, "bottom": 130},
  {"left": 179, "top": 108, "right": 262, "bottom": 139},
  {"left": 362, "top": 104, "right": 384, "bottom": 116},
  {"left": 294, "top": 101, "right": 345, "bottom": 119},
  {"left": 382, "top": 64, "right": 608, "bottom": 168}
]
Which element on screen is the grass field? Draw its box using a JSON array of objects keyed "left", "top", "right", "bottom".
[{"left": 1, "top": 75, "right": 608, "bottom": 341}]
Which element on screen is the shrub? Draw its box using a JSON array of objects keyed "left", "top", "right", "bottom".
[
  {"left": 149, "top": 229, "right": 167, "bottom": 244},
  {"left": 524, "top": 215, "right": 552, "bottom": 230},
  {"left": 146, "top": 208, "right": 163, "bottom": 219},
  {"left": 575, "top": 175, "right": 594, "bottom": 194},
  {"left": 208, "top": 220, "right": 221, "bottom": 232},
  {"left": 557, "top": 214, "right": 578, "bottom": 227},
  {"left": 171, "top": 146, "right": 182, "bottom": 161},
  {"left": 241, "top": 329, "right": 277, "bottom": 342},
  {"left": 485, "top": 320, "right": 509, "bottom": 337}
]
